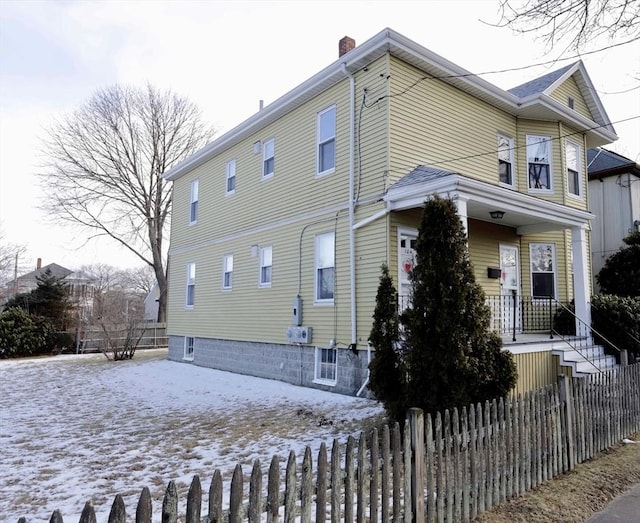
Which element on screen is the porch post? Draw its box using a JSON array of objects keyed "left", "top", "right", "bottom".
[
  {"left": 571, "top": 225, "right": 591, "bottom": 330},
  {"left": 455, "top": 196, "right": 469, "bottom": 236}
]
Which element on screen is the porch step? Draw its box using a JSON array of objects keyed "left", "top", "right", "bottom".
[{"left": 552, "top": 344, "right": 618, "bottom": 376}]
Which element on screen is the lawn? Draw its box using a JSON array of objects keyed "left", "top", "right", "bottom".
[{"left": 0, "top": 349, "right": 383, "bottom": 522}]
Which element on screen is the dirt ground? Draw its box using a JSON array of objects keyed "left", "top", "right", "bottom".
[{"left": 475, "top": 433, "right": 640, "bottom": 522}]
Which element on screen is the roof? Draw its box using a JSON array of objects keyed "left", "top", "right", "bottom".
[
  {"left": 587, "top": 148, "right": 640, "bottom": 179},
  {"left": 17, "top": 263, "right": 72, "bottom": 282},
  {"left": 388, "top": 165, "right": 460, "bottom": 190},
  {"left": 508, "top": 63, "right": 575, "bottom": 98},
  {"left": 164, "top": 28, "right": 617, "bottom": 182}
]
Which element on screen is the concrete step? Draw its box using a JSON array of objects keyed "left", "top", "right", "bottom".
[{"left": 552, "top": 344, "right": 618, "bottom": 376}]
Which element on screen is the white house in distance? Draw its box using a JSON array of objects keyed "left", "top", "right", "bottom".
[
  {"left": 587, "top": 148, "right": 640, "bottom": 291},
  {"left": 163, "top": 28, "right": 617, "bottom": 396}
]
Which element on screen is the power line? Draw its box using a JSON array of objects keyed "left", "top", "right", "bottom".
[{"left": 381, "top": 115, "right": 639, "bottom": 175}]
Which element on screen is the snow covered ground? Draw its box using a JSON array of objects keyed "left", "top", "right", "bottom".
[{"left": 0, "top": 350, "right": 383, "bottom": 522}]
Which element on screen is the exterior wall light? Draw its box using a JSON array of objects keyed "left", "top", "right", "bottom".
[{"left": 490, "top": 211, "right": 505, "bottom": 219}]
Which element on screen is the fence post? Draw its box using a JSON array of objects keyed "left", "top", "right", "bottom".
[
  {"left": 621, "top": 349, "right": 628, "bottom": 367},
  {"left": 409, "top": 408, "right": 425, "bottom": 523},
  {"left": 557, "top": 375, "right": 575, "bottom": 470}
]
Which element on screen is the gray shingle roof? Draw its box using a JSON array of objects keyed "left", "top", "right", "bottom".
[
  {"left": 17, "top": 263, "right": 72, "bottom": 282},
  {"left": 508, "top": 63, "right": 576, "bottom": 98},
  {"left": 587, "top": 148, "right": 640, "bottom": 178},
  {"left": 388, "top": 165, "right": 459, "bottom": 190}
]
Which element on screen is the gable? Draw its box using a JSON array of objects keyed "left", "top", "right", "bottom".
[{"left": 549, "top": 75, "right": 592, "bottom": 119}]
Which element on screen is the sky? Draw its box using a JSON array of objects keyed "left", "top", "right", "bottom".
[
  {"left": 0, "top": 350, "right": 383, "bottom": 521},
  {"left": 1, "top": 0, "right": 638, "bottom": 274}
]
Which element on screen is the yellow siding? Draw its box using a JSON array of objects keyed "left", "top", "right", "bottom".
[
  {"left": 550, "top": 75, "right": 591, "bottom": 119},
  {"left": 387, "top": 58, "right": 518, "bottom": 186},
  {"left": 468, "top": 220, "right": 519, "bottom": 297},
  {"left": 511, "top": 351, "right": 561, "bottom": 396}
]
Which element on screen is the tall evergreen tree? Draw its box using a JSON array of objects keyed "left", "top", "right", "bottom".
[
  {"left": 5, "top": 269, "right": 72, "bottom": 331},
  {"left": 368, "top": 196, "right": 517, "bottom": 420},
  {"left": 368, "top": 264, "right": 406, "bottom": 421}
]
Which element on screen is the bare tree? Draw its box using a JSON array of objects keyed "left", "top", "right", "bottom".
[
  {"left": 493, "top": 0, "right": 640, "bottom": 52},
  {"left": 40, "top": 84, "right": 215, "bottom": 322}
]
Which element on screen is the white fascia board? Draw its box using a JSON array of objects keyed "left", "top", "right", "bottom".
[{"left": 165, "top": 28, "right": 527, "bottom": 181}]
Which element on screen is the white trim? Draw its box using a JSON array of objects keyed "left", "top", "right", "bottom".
[
  {"left": 497, "top": 132, "right": 516, "bottom": 188},
  {"left": 526, "top": 134, "right": 553, "bottom": 193},
  {"left": 314, "top": 231, "right": 335, "bottom": 304},
  {"left": 163, "top": 29, "right": 615, "bottom": 182},
  {"left": 189, "top": 179, "right": 199, "bottom": 225},
  {"left": 313, "top": 346, "right": 337, "bottom": 385},
  {"left": 262, "top": 138, "right": 275, "bottom": 179},
  {"left": 316, "top": 105, "right": 336, "bottom": 177},
  {"left": 529, "top": 243, "right": 557, "bottom": 300},
  {"left": 185, "top": 262, "right": 196, "bottom": 308},
  {"left": 565, "top": 139, "right": 583, "bottom": 200},
  {"left": 259, "top": 245, "right": 272, "bottom": 287},
  {"left": 222, "top": 254, "right": 233, "bottom": 290},
  {"left": 225, "top": 159, "right": 236, "bottom": 195},
  {"left": 183, "top": 336, "right": 195, "bottom": 361}
]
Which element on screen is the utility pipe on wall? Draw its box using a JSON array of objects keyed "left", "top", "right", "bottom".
[{"left": 342, "top": 63, "right": 357, "bottom": 348}]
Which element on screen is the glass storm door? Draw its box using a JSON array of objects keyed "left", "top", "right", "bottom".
[
  {"left": 398, "top": 229, "right": 418, "bottom": 312},
  {"left": 500, "top": 245, "right": 521, "bottom": 333}
]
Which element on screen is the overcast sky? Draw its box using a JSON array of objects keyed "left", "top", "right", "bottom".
[{"left": 1, "top": 0, "right": 638, "bottom": 273}]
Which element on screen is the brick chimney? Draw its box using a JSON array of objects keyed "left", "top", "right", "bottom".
[
  {"left": 339, "top": 36, "right": 355, "bottom": 57},
  {"left": 36, "top": 258, "right": 42, "bottom": 270}
]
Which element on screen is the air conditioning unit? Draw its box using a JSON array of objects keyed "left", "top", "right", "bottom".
[{"left": 286, "top": 326, "right": 312, "bottom": 344}]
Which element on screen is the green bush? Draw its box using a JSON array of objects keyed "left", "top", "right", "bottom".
[
  {"left": 0, "top": 308, "right": 54, "bottom": 358},
  {"left": 591, "top": 294, "right": 640, "bottom": 362}
]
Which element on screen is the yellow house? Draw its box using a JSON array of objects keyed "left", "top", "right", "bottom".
[{"left": 163, "top": 28, "right": 618, "bottom": 396}]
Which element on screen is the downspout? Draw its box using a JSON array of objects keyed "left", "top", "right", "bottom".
[
  {"left": 356, "top": 342, "right": 372, "bottom": 397},
  {"left": 342, "top": 63, "right": 357, "bottom": 348}
]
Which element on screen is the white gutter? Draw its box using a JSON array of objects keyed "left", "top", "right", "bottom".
[
  {"left": 353, "top": 208, "right": 389, "bottom": 230},
  {"left": 343, "top": 63, "right": 357, "bottom": 347},
  {"left": 356, "top": 343, "right": 372, "bottom": 397}
]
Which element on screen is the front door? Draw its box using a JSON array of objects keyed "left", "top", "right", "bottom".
[
  {"left": 500, "top": 245, "right": 521, "bottom": 333},
  {"left": 398, "top": 228, "right": 418, "bottom": 312}
]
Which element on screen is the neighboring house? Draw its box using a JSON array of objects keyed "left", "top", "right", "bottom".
[
  {"left": 587, "top": 148, "right": 640, "bottom": 291},
  {"left": 163, "top": 28, "right": 617, "bottom": 396},
  {"left": 5, "top": 260, "right": 96, "bottom": 320}
]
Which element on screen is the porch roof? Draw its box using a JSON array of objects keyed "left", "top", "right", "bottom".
[{"left": 385, "top": 166, "right": 594, "bottom": 235}]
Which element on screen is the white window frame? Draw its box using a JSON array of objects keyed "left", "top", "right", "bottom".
[
  {"left": 222, "top": 254, "right": 233, "bottom": 290},
  {"left": 262, "top": 138, "right": 275, "bottom": 179},
  {"left": 186, "top": 262, "right": 196, "bottom": 308},
  {"left": 317, "top": 105, "right": 336, "bottom": 176},
  {"left": 259, "top": 245, "right": 272, "bottom": 287},
  {"left": 529, "top": 243, "right": 557, "bottom": 300},
  {"left": 226, "top": 159, "right": 236, "bottom": 195},
  {"left": 314, "top": 231, "right": 335, "bottom": 304},
  {"left": 314, "top": 346, "right": 337, "bottom": 385},
  {"left": 189, "top": 179, "right": 199, "bottom": 224},
  {"left": 565, "top": 140, "right": 582, "bottom": 199},
  {"left": 526, "top": 135, "right": 553, "bottom": 192},
  {"left": 497, "top": 133, "right": 515, "bottom": 187},
  {"left": 184, "top": 336, "right": 195, "bottom": 361}
]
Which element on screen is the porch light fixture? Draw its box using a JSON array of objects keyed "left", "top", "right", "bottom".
[{"left": 490, "top": 210, "right": 505, "bottom": 220}]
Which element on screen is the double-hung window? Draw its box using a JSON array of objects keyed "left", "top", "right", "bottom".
[
  {"left": 263, "top": 139, "right": 275, "bottom": 178},
  {"left": 186, "top": 262, "right": 196, "bottom": 307},
  {"left": 527, "top": 135, "right": 552, "bottom": 191},
  {"left": 530, "top": 243, "right": 556, "bottom": 299},
  {"left": 314, "top": 347, "right": 337, "bottom": 384},
  {"left": 226, "top": 159, "right": 236, "bottom": 194},
  {"left": 184, "top": 336, "right": 194, "bottom": 361},
  {"left": 315, "top": 232, "right": 335, "bottom": 303},
  {"left": 259, "top": 246, "right": 272, "bottom": 286},
  {"left": 565, "top": 140, "right": 582, "bottom": 197},
  {"left": 497, "top": 134, "right": 514, "bottom": 186},
  {"left": 317, "top": 106, "right": 336, "bottom": 175},
  {"left": 222, "top": 254, "right": 233, "bottom": 289},
  {"left": 189, "top": 180, "right": 199, "bottom": 224}
]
